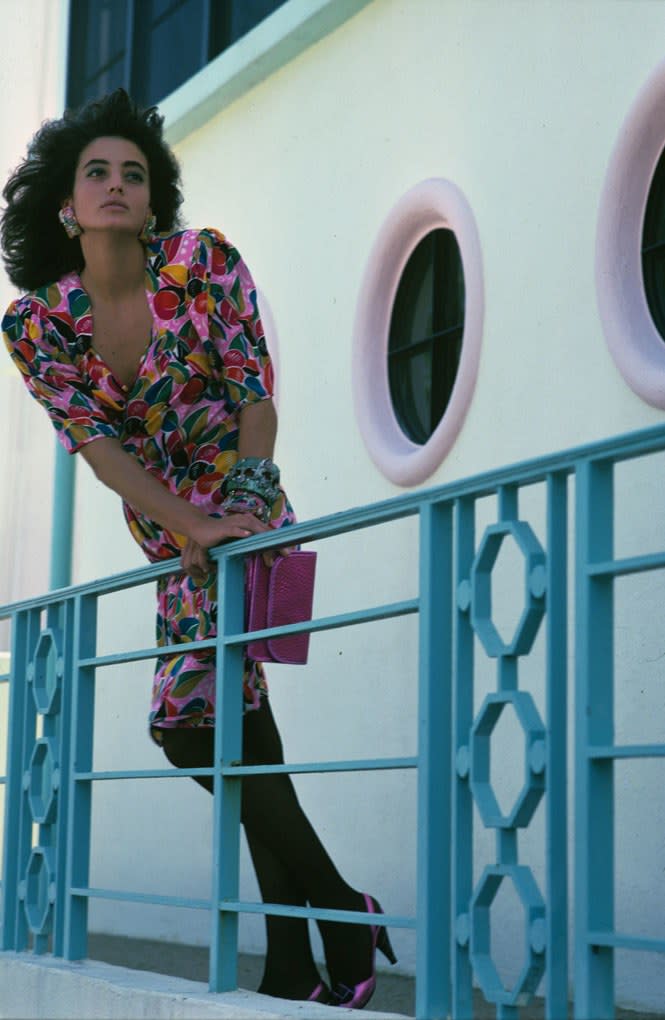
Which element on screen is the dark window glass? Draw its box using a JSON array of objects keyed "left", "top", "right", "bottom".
[
  {"left": 642, "top": 144, "right": 665, "bottom": 341},
  {"left": 67, "top": 0, "right": 287, "bottom": 110},
  {"left": 388, "top": 229, "right": 465, "bottom": 445},
  {"left": 132, "top": 0, "right": 210, "bottom": 110},
  {"left": 72, "top": 0, "right": 130, "bottom": 103}
]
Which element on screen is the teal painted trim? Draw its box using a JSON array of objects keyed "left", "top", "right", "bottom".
[
  {"left": 221, "top": 756, "right": 417, "bottom": 776},
  {"left": 224, "top": 597, "right": 419, "bottom": 645},
  {"left": 13, "top": 609, "right": 43, "bottom": 953},
  {"left": 72, "top": 756, "right": 417, "bottom": 782},
  {"left": 210, "top": 553, "right": 244, "bottom": 994},
  {"left": 51, "top": 598, "right": 75, "bottom": 957},
  {"left": 452, "top": 497, "right": 476, "bottom": 1020},
  {"left": 588, "top": 744, "right": 665, "bottom": 759},
  {"left": 74, "top": 767, "right": 216, "bottom": 781},
  {"left": 1, "top": 611, "right": 30, "bottom": 950},
  {"left": 218, "top": 901, "right": 415, "bottom": 927},
  {"left": 574, "top": 460, "right": 615, "bottom": 1020},
  {"left": 587, "top": 550, "right": 665, "bottom": 576},
  {"left": 545, "top": 472, "right": 569, "bottom": 1017},
  {"left": 416, "top": 502, "right": 453, "bottom": 1020},
  {"left": 78, "top": 637, "right": 217, "bottom": 668},
  {"left": 63, "top": 594, "right": 96, "bottom": 962},
  {"left": 49, "top": 443, "right": 75, "bottom": 591},
  {"left": 71, "top": 887, "right": 211, "bottom": 910},
  {"left": 162, "top": 0, "right": 375, "bottom": 146},
  {"left": 587, "top": 932, "right": 665, "bottom": 953}
]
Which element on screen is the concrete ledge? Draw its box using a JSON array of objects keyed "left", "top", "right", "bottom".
[{"left": 0, "top": 952, "right": 409, "bottom": 1020}]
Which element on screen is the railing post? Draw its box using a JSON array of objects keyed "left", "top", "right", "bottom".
[
  {"left": 210, "top": 548, "right": 245, "bottom": 992},
  {"left": 64, "top": 593, "right": 97, "bottom": 960},
  {"left": 545, "top": 471, "right": 568, "bottom": 1018},
  {"left": 1, "top": 609, "right": 32, "bottom": 950},
  {"left": 452, "top": 496, "right": 475, "bottom": 1019},
  {"left": 416, "top": 499, "right": 453, "bottom": 1020},
  {"left": 575, "top": 459, "right": 614, "bottom": 1019},
  {"left": 52, "top": 597, "right": 75, "bottom": 957}
]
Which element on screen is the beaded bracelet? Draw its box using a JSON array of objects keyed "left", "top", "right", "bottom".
[
  {"left": 222, "top": 457, "right": 281, "bottom": 508},
  {"left": 220, "top": 492, "right": 271, "bottom": 524}
]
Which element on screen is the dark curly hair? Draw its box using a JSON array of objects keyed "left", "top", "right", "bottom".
[{"left": 1, "top": 89, "right": 183, "bottom": 291}]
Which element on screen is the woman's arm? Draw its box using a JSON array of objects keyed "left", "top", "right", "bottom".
[
  {"left": 79, "top": 437, "right": 269, "bottom": 550},
  {"left": 184, "top": 398, "right": 281, "bottom": 579},
  {"left": 237, "top": 398, "right": 278, "bottom": 459}
]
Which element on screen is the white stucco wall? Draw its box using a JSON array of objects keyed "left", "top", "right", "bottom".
[
  {"left": 3, "top": 0, "right": 665, "bottom": 1013},
  {"left": 0, "top": 0, "right": 69, "bottom": 635},
  {"left": 0, "top": 0, "right": 67, "bottom": 899},
  {"left": 144, "top": 2, "right": 664, "bottom": 1008}
]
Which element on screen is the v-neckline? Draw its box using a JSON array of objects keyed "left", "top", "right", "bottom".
[{"left": 76, "top": 266, "right": 156, "bottom": 394}]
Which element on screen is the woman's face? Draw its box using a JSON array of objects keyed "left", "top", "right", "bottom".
[{"left": 68, "top": 135, "right": 151, "bottom": 237}]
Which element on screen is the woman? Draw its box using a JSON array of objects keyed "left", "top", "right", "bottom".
[{"left": 1, "top": 89, "right": 394, "bottom": 1008}]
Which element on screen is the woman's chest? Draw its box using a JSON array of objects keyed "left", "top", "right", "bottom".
[
  {"left": 88, "top": 323, "right": 231, "bottom": 455},
  {"left": 90, "top": 292, "right": 154, "bottom": 390}
]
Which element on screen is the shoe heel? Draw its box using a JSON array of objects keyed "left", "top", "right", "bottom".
[{"left": 377, "top": 925, "right": 397, "bottom": 966}]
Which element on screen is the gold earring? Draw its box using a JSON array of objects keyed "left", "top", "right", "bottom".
[
  {"left": 58, "top": 204, "right": 81, "bottom": 239},
  {"left": 140, "top": 212, "right": 157, "bottom": 243}
]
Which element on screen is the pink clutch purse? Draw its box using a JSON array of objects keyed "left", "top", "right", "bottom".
[{"left": 245, "top": 551, "right": 317, "bottom": 664}]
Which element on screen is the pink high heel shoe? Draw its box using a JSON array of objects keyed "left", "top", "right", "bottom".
[
  {"left": 308, "top": 981, "right": 331, "bottom": 1004},
  {"left": 330, "top": 894, "right": 397, "bottom": 1009}
]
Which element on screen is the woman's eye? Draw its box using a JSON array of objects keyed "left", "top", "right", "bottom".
[
  {"left": 86, "top": 167, "right": 105, "bottom": 178},
  {"left": 126, "top": 172, "right": 145, "bottom": 183}
]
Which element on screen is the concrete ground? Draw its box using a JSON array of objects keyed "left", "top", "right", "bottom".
[{"left": 87, "top": 934, "right": 664, "bottom": 1019}]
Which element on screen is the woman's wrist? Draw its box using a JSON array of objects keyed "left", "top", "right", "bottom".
[
  {"left": 220, "top": 492, "right": 271, "bottom": 523},
  {"left": 221, "top": 457, "right": 280, "bottom": 522}
]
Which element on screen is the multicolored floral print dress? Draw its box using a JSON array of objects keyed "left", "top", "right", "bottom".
[{"left": 2, "top": 227, "right": 295, "bottom": 731}]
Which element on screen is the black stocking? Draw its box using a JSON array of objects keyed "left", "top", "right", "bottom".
[{"left": 159, "top": 698, "right": 369, "bottom": 997}]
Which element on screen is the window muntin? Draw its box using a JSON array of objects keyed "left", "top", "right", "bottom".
[
  {"left": 642, "top": 144, "right": 665, "bottom": 341},
  {"left": 67, "top": 0, "right": 287, "bottom": 109},
  {"left": 388, "top": 229, "right": 465, "bottom": 445}
]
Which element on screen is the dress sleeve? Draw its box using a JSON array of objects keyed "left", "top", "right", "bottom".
[
  {"left": 2, "top": 297, "right": 120, "bottom": 454},
  {"left": 201, "top": 227, "right": 274, "bottom": 411}
]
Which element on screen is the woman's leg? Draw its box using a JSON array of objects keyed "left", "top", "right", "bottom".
[
  {"left": 160, "top": 698, "right": 377, "bottom": 993},
  {"left": 159, "top": 718, "right": 323, "bottom": 999},
  {"left": 241, "top": 699, "right": 373, "bottom": 989}
]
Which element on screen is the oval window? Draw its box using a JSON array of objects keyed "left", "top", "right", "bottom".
[{"left": 388, "top": 228, "right": 465, "bottom": 445}]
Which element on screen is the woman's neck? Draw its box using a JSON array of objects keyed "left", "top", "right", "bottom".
[{"left": 79, "top": 233, "right": 146, "bottom": 301}]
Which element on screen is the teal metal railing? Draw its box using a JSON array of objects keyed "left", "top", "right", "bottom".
[{"left": 3, "top": 423, "right": 665, "bottom": 1019}]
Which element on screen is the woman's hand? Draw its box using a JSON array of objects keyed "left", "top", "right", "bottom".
[{"left": 185, "top": 513, "right": 274, "bottom": 584}]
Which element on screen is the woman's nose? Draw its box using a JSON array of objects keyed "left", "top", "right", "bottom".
[{"left": 108, "top": 179, "right": 124, "bottom": 193}]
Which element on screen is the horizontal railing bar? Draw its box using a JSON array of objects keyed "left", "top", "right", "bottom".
[
  {"left": 78, "top": 638, "right": 217, "bottom": 668},
  {"left": 78, "top": 601, "right": 420, "bottom": 668},
  {"left": 71, "top": 886, "right": 211, "bottom": 910},
  {"left": 74, "top": 756, "right": 418, "bottom": 783},
  {"left": 74, "top": 767, "right": 216, "bottom": 781},
  {"left": 71, "top": 888, "right": 416, "bottom": 927},
  {"left": 214, "top": 422, "right": 665, "bottom": 562},
  {"left": 222, "top": 756, "right": 419, "bottom": 776},
  {"left": 0, "top": 558, "right": 185, "bottom": 617},
  {"left": 219, "top": 900, "right": 416, "bottom": 928},
  {"left": 587, "top": 744, "right": 665, "bottom": 759},
  {"left": 6, "top": 421, "right": 665, "bottom": 619},
  {"left": 0, "top": 675, "right": 9, "bottom": 684},
  {"left": 587, "top": 551, "right": 665, "bottom": 578},
  {"left": 224, "top": 599, "right": 420, "bottom": 646},
  {"left": 588, "top": 930, "right": 665, "bottom": 954}
]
